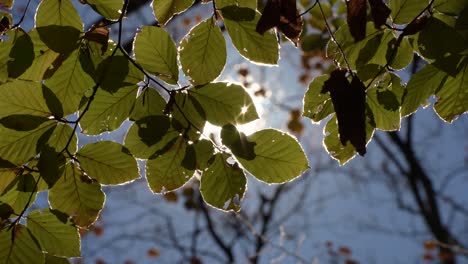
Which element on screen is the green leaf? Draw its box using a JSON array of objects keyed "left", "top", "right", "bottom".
[
  {"left": 45, "top": 255, "right": 71, "bottom": 264},
  {"left": 79, "top": 85, "right": 138, "bottom": 135},
  {"left": 390, "top": 37, "right": 413, "bottom": 70},
  {"left": 96, "top": 55, "right": 143, "bottom": 93},
  {"left": 86, "top": 0, "right": 122, "bottom": 20},
  {"left": 134, "top": 26, "right": 178, "bottom": 84},
  {"left": 130, "top": 88, "right": 166, "bottom": 121},
  {"left": 216, "top": 0, "right": 256, "bottom": 9},
  {"left": 0, "top": 174, "right": 37, "bottom": 214},
  {"left": 401, "top": 64, "right": 446, "bottom": 117},
  {"left": 77, "top": 141, "right": 139, "bottom": 185},
  {"left": 7, "top": 29, "right": 34, "bottom": 78},
  {"left": 171, "top": 93, "right": 206, "bottom": 141},
  {"left": 0, "top": 202, "right": 14, "bottom": 221},
  {"left": 0, "top": 80, "right": 52, "bottom": 118},
  {"left": 36, "top": 26, "right": 81, "bottom": 55},
  {"left": 19, "top": 29, "right": 60, "bottom": 81},
  {"left": 179, "top": 17, "right": 226, "bottom": 85},
  {"left": 189, "top": 82, "right": 258, "bottom": 126},
  {"left": 37, "top": 145, "right": 66, "bottom": 189},
  {"left": 434, "top": 61, "right": 468, "bottom": 122},
  {"left": 0, "top": 225, "right": 45, "bottom": 264},
  {"left": 44, "top": 48, "right": 95, "bottom": 116},
  {"left": 35, "top": 0, "right": 83, "bottom": 30},
  {"left": 0, "top": 34, "right": 11, "bottom": 84},
  {"left": 227, "top": 128, "right": 309, "bottom": 183},
  {"left": 27, "top": 209, "right": 80, "bottom": 257},
  {"left": 301, "top": 33, "right": 328, "bottom": 52},
  {"left": 47, "top": 124, "right": 78, "bottom": 154},
  {"left": 49, "top": 162, "right": 105, "bottom": 227},
  {"left": 433, "top": 0, "right": 468, "bottom": 16},
  {"left": 389, "top": 0, "right": 429, "bottom": 24},
  {"left": 303, "top": 74, "right": 334, "bottom": 122},
  {"left": 0, "top": 121, "right": 55, "bottom": 165},
  {"left": 221, "top": 124, "right": 256, "bottom": 160},
  {"left": 365, "top": 30, "right": 413, "bottom": 70},
  {"left": 146, "top": 137, "right": 195, "bottom": 193},
  {"left": 417, "top": 17, "right": 467, "bottom": 62},
  {"left": 200, "top": 154, "right": 246, "bottom": 212},
  {"left": 124, "top": 121, "right": 179, "bottom": 159},
  {"left": 193, "top": 139, "right": 214, "bottom": 170},
  {"left": 366, "top": 74, "right": 402, "bottom": 131},
  {"left": 327, "top": 23, "right": 382, "bottom": 70},
  {"left": 0, "top": 167, "right": 18, "bottom": 194},
  {"left": 323, "top": 115, "right": 374, "bottom": 165},
  {"left": 224, "top": 12, "right": 279, "bottom": 65},
  {"left": 152, "top": 0, "right": 194, "bottom": 25}
]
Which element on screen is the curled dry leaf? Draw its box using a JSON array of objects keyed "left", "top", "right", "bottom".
[
  {"left": 346, "top": 0, "right": 367, "bottom": 42},
  {"left": 368, "top": 0, "right": 391, "bottom": 28},
  {"left": 256, "top": 0, "right": 303, "bottom": 45},
  {"left": 321, "top": 69, "right": 367, "bottom": 156}
]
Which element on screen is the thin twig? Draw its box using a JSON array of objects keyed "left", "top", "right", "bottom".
[
  {"left": 11, "top": 0, "right": 32, "bottom": 28},
  {"left": 316, "top": 0, "right": 354, "bottom": 74}
]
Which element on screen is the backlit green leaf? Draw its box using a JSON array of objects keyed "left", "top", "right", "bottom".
[
  {"left": 303, "top": 74, "right": 334, "bottom": 122},
  {"left": 146, "top": 137, "right": 195, "bottom": 193},
  {"left": 0, "top": 174, "right": 37, "bottom": 214},
  {"left": 433, "top": 0, "right": 468, "bottom": 16},
  {"left": 79, "top": 85, "right": 138, "bottom": 135},
  {"left": 152, "top": 0, "right": 194, "bottom": 25},
  {"left": 434, "top": 61, "right": 468, "bottom": 122},
  {"left": 171, "top": 93, "right": 206, "bottom": 141},
  {"left": 77, "top": 141, "right": 139, "bottom": 185},
  {"left": 179, "top": 17, "right": 226, "bottom": 85},
  {"left": 44, "top": 47, "right": 95, "bottom": 116},
  {"left": 228, "top": 129, "right": 309, "bottom": 183},
  {"left": 45, "top": 255, "right": 71, "bottom": 264},
  {"left": 86, "top": 0, "right": 122, "bottom": 20},
  {"left": 401, "top": 64, "right": 446, "bottom": 117},
  {"left": 0, "top": 80, "right": 51, "bottom": 118},
  {"left": 0, "top": 121, "right": 55, "bottom": 165},
  {"left": 35, "top": 0, "right": 83, "bottom": 30},
  {"left": 367, "top": 74, "right": 402, "bottom": 131},
  {"left": 389, "top": 0, "right": 428, "bottom": 24},
  {"left": 47, "top": 124, "right": 77, "bottom": 154},
  {"left": 49, "top": 162, "right": 105, "bottom": 227},
  {"left": 200, "top": 154, "right": 246, "bottom": 212},
  {"left": 6, "top": 29, "right": 34, "bottom": 78},
  {"left": 189, "top": 82, "right": 258, "bottom": 126},
  {"left": 134, "top": 26, "right": 178, "bottom": 84},
  {"left": 27, "top": 209, "right": 80, "bottom": 257},
  {"left": 216, "top": 0, "right": 256, "bottom": 9},
  {"left": 0, "top": 225, "right": 45, "bottom": 264},
  {"left": 193, "top": 139, "right": 214, "bottom": 170},
  {"left": 224, "top": 12, "right": 279, "bottom": 65},
  {"left": 130, "top": 88, "right": 166, "bottom": 121},
  {"left": 124, "top": 120, "right": 179, "bottom": 159}
]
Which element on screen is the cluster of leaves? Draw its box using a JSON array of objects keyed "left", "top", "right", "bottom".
[
  {"left": 0, "top": 0, "right": 467, "bottom": 261},
  {"left": 302, "top": 0, "right": 468, "bottom": 164},
  {"left": 0, "top": 0, "right": 312, "bottom": 261}
]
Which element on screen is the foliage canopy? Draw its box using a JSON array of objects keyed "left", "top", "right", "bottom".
[{"left": 0, "top": 0, "right": 467, "bottom": 261}]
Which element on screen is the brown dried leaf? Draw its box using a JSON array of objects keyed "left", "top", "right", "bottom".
[
  {"left": 368, "top": 0, "right": 391, "bottom": 28},
  {"left": 402, "top": 15, "right": 428, "bottom": 37},
  {"left": 84, "top": 22, "right": 110, "bottom": 55},
  {"left": 322, "top": 70, "right": 367, "bottom": 155},
  {"left": 346, "top": 0, "right": 368, "bottom": 42},
  {"left": 256, "top": 0, "right": 303, "bottom": 44}
]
